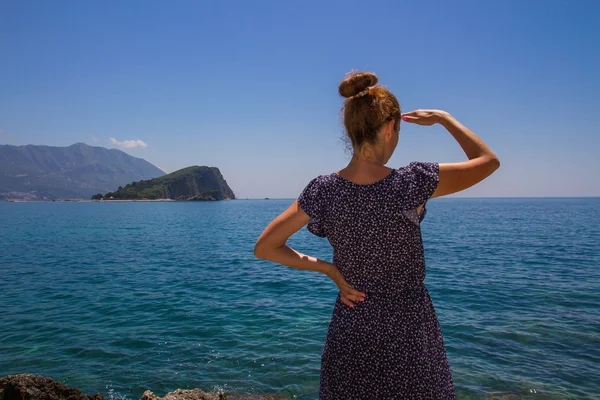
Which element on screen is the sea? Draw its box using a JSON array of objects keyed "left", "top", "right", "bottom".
[{"left": 0, "top": 198, "right": 599, "bottom": 400}]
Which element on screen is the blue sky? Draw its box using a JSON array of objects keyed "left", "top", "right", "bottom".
[{"left": 1, "top": 0, "right": 599, "bottom": 198}]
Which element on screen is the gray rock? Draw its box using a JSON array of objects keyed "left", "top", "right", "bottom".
[
  {"left": 141, "top": 388, "right": 288, "bottom": 400},
  {"left": 0, "top": 374, "right": 103, "bottom": 400},
  {"left": 0, "top": 375, "right": 288, "bottom": 400}
]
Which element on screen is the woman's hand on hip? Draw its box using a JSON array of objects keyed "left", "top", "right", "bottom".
[{"left": 325, "top": 264, "right": 366, "bottom": 308}]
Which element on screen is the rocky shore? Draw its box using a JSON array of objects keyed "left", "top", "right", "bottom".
[{"left": 0, "top": 375, "right": 288, "bottom": 400}]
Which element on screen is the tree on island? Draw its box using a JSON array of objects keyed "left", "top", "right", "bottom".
[
  {"left": 95, "top": 166, "right": 235, "bottom": 201},
  {"left": 91, "top": 193, "right": 103, "bottom": 200}
]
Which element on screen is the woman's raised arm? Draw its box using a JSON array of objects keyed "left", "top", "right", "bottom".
[{"left": 401, "top": 110, "right": 500, "bottom": 198}]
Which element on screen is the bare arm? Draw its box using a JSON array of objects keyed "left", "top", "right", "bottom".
[
  {"left": 254, "top": 201, "right": 332, "bottom": 274},
  {"left": 401, "top": 110, "right": 500, "bottom": 198},
  {"left": 254, "top": 201, "right": 366, "bottom": 307}
]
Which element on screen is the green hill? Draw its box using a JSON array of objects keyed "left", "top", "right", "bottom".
[{"left": 100, "top": 166, "right": 235, "bottom": 201}]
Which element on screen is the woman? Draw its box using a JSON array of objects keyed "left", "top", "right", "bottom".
[{"left": 254, "top": 71, "right": 499, "bottom": 399}]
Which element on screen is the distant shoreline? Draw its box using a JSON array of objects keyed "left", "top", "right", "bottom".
[
  {"left": 5, "top": 199, "right": 179, "bottom": 203},
  {"left": 1, "top": 196, "right": 598, "bottom": 203}
]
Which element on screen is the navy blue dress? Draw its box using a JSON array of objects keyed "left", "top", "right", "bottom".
[{"left": 297, "top": 162, "right": 455, "bottom": 399}]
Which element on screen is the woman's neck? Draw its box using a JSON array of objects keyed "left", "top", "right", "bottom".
[{"left": 350, "top": 149, "right": 386, "bottom": 166}]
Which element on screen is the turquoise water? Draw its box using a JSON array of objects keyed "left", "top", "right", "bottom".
[{"left": 0, "top": 198, "right": 599, "bottom": 399}]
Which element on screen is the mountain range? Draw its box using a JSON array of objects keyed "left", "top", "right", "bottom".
[{"left": 0, "top": 143, "right": 166, "bottom": 200}]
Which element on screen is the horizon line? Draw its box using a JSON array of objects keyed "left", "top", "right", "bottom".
[{"left": 241, "top": 196, "right": 600, "bottom": 200}]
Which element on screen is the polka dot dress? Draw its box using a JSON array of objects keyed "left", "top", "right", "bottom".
[{"left": 297, "top": 162, "right": 456, "bottom": 400}]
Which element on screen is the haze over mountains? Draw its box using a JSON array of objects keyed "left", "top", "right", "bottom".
[{"left": 0, "top": 143, "right": 165, "bottom": 200}]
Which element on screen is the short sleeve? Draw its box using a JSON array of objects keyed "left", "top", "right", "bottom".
[
  {"left": 297, "top": 177, "right": 327, "bottom": 238},
  {"left": 398, "top": 161, "right": 440, "bottom": 210}
]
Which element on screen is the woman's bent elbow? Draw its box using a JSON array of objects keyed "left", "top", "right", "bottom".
[
  {"left": 490, "top": 155, "right": 500, "bottom": 172},
  {"left": 254, "top": 240, "right": 275, "bottom": 260},
  {"left": 254, "top": 243, "right": 266, "bottom": 259},
  {"left": 483, "top": 153, "right": 500, "bottom": 174}
]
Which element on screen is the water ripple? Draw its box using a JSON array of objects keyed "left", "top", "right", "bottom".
[{"left": 1, "top": 198, "right": 599, "bottom": 399}]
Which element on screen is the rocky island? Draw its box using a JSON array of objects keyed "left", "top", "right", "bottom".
[{"left": 94, "top": 166, "right": 235, "bottom": 201}]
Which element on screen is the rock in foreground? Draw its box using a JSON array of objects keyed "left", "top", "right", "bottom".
[
  {"left": 142, "top": 389, "right": 286, "bottom": 399},
  {"left": 141, "top": 389, "right": 222, "bottom": 400},
  {"left": 0, "top": 374, "right": 103, "bottom": 400},
  {"left": 0, "top": 375, "right": 288, "bottom": 400}
]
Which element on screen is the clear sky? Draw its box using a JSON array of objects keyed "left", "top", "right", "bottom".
[{"left": 1, "top": 0, "right": 599, "bottom": 198}]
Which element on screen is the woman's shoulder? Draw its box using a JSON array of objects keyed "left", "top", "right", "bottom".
[
  {"left": 304, "top": 173, "right": 339, "bottom": 189},
  {"left": 393, "top": 161, "right": 440, "bottom": 207},
  {"left": 305, "top": 163, "right": 438, "bottom": 189},
  {"left": 393, "top": 162, "right": 439, "bottom": 185},
  {"left": 396, "top": 161, "right": 439, "bottom": 176}
]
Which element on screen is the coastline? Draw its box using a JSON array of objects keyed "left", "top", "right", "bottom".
[
  {"left": 3, "top": 199, "right": 177, "bottom": 203},
  {"left": 2, "top": 199, "right": 237, "bottom": 203}
]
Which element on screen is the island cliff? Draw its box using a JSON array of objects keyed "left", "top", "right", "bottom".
[{"left": 97, "top": 166, "right": 235, "bottom": 201}]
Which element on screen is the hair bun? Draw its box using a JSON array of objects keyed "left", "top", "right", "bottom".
[{"left": 339, "top": 71, "right": 378, "bottom": 98}]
